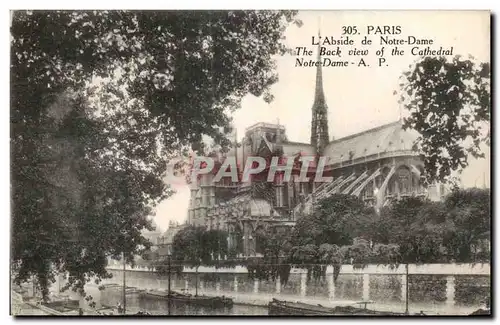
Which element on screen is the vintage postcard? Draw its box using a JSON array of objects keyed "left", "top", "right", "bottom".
[{"left": 10, "top": 10, "right": 491, "bottom": 316}]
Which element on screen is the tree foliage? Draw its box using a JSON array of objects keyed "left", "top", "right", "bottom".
[
  {"left": 11, "top": 10, "right": 300, "bottom": 297},
  {"left": 287, "top": 239, "right": 400, "bottom": 283},
  {"left": 291, "top": 194, "right": 375, "bottom": 247},
  {"left": 158, "top": 188, "right": 489, "bottom": 287},
  {"left": 287, "top": 194, "right": 391, "bottom": 282},
  {"left": 248, "top": 226, "right": 292, "bottom": 283},
  {"left": 284, "top": 189, "right": 489, "bottom": 281},
  {"left": 12, "top": 92, "right": 164, "bottom": 299},
  {"left": 399, "top": 56, "right": 490, "bottom": 183},
  {"left": 442, "top": 188, "right": 490, "bottom": 262},
  {"left": 318, "top": 244, "right": 343, "bottom": 281},
  {"left": 170, "top": 226, "right": 231, "bottom": 271},
  {"left": 166, "top": 188, "right": 489, "bottom": 288},
  {"left": 373, "top": 190, "right": 490, "bottom": 264},
  {"left": 374, "top": 197, "right": 451, "bottom": 263}
]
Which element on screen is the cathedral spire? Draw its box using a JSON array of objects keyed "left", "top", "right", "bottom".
[
  {"left": 276, "top": 117, "right": 281, "bottom": 144},
  {"left": 310, "top": 29, "right": 330, "bottom": 155},
  {"left": 315, "top": 28, "right": 324, "bottom": 98}
]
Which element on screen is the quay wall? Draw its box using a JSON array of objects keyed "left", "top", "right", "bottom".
[{"left": 95, "top": 263, "right": 490, "bottom": 308}]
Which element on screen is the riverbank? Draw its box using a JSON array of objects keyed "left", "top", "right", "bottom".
[
  {"left": 182, "top": 287, "right": 478, "bottom": 316},
  {"left": 105, "top": 264, "right": 490, "bottom": 309},
  {"left": 12, "top": 285, "right": 479, "bottom": 316},
  {"left": 11, "top": 288, "right": 98, "bottom": 316},
  {"left": 11, "top": 297, "right": 50, "bottom": 316}
]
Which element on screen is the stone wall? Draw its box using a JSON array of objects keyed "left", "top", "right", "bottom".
[{"left": 63, "top": 263, "right": 489, "bottom": 310}]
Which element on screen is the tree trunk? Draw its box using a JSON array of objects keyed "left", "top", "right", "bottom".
[
  {"left": 333, "top": 263, "right": 341, "bottom": 282},
  {"left": 195, "top": 266, "right": 199, "bottom": 296}
]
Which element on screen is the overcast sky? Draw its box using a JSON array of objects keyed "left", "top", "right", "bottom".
[{"left": 152, "top": 10, "right": 491, "bottom": 232}]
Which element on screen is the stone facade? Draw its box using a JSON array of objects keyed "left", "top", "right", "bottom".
[{"left": 155, "top": 221, "right": 186, "bottom": 258}]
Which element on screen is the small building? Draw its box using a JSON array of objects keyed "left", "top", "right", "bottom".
[
  {"left": 141, "top": 220, "right": 163, "bottom": 245},
  {"left": 156, "top": 221, "right": 186, "bottom": 259}
]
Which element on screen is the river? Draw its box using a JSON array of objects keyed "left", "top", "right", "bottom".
[
  {"left": 58, "top": 269, "right": 487, "bottom": 316},
  {"left": 98, "top": 289, "right": 268, "bottom": 315},
  {"left": 136, "top": 296, "right": 267, "bottom": 315}
]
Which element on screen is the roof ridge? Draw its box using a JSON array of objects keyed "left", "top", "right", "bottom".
[
  {"left": 284, "top": 141, "right": 313, "bottom": 146},
  {"left": 328, "top": 120, "right": 401, "bottom": 144}
]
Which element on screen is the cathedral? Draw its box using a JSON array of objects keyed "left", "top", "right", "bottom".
[{"left": 186, "top": 49, "right": 447, "bottom": 258}]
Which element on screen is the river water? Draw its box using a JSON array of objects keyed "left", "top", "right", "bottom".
[
  {"left": 60, "top": 272, "right": 485, "bottom": 316},
  {"left": 97, "top": 289, "right": 268, "bottom": 315},
  {"left": 136, "top": 295, "right": 267, "bottom": 315}
]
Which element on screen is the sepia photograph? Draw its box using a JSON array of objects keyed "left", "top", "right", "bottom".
[{"left": 10, "top": 9, "right": 491, "bottom": 317}]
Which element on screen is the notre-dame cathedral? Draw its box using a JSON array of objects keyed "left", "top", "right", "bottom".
[{"left": 186, "top": 49, "right": 447, "bottom": 257}]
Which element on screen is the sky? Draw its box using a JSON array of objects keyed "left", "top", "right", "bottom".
[{"left": 152, "top": 10, "right": 491, "bottom": 232}]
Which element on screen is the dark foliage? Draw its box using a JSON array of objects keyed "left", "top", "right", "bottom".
[
  {"left": 399, "top": 56, "right": 490, "bottom": 183},
  {"left": 11, "top": 10, "right": 300, "bottom": 298}
]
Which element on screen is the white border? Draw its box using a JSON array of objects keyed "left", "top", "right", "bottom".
[
  {"left": 2, "top": 1, "right": 498, "bottom": 10},
  {"left": 2, "top": 2, "right": 498, "bottom": 325}
]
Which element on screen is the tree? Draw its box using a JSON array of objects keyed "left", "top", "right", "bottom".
[
  {"left": 374, "top": 197, "right": 447, "bottom": 263},
  {"left": 12, "top": 92, "right": 166, "bottom": 300},
  {"left": 398, "top": 56, "right": 490, "bottom": 183},
  {"left": 442, "top": 188, "right": 490, "bottom": 262},
  {"left": 170, "top": 226, "right": 231, "bottom": 269},
  {"left": 291, "top": 194, "right": 375, "bottom": 247},
  {"left": 371, "top": 243, "right": 401, "bottom": 267},
  {"left": 286, "top": 194, "right": 376, "bottom": 282},
  {"left": 11, "top": 10, "right": 301, "bottom": 298},
  {"left": 335, "top": 237, "right": 401, "bottom": 271},
  {"left": 289, "top": 244, "right": 317, "bottom": 265},
  {"left": 341, "top": 238, "right": 372, "bottom": 267},
  {"left": 170, "top": 226, "right": 232, "bottom": 295},
  {"left": 255, "top": 226, "right": 292, "bottom": 258},
  {"left": 318, "top": 243, "right": 343, "bottom": 282},
  {"left": 250, "top": 226, "right": 292, "bottom": 283},
  {"left": 369, "top": 190, "right": 491, "bottom": 264}
]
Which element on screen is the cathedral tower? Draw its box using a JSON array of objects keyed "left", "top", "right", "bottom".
[{"left": 310, "top": 33, "right": 330, "bottom": 155}]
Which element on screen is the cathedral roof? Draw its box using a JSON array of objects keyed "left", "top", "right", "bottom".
[
  {"left": 323, "top": 120, "right": 420, "bottom": 165},
  {"left": 281, "top": 142, "right": 315, "bottom": 157}
]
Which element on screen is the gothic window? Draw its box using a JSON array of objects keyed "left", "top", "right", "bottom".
[
  {"left": 308, "top": 182, "right": 314, "bottom": 194},
  {"left": 265, "top": 132, "right": 276, "bottom": 142},
  {"left": 397, "top": 167, "right": 411, "bottom": 194},
  {"left": 255, "top": 226, "right": 266, "bottom": 254},
  {"left": 387, "top": 176, "right": 396, "bottom": 195},
  {"left": 283, "top": 185, "right": 289, "bottom": 208},
  {"left": 230, "top": 225, "right": 244, "bottom": 255},
  {"left": 275, "top": 187, "right": 282, "bottom": 207},
  {"left": 275, "top": 173, "right": 284, "bottom": 185}
]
